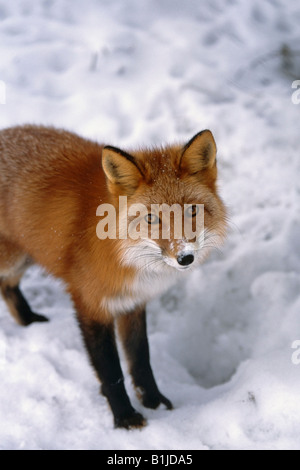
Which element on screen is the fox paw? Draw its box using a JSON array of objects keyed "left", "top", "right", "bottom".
[
  {"left": 142, "top": 391, "right": 173, "bottom": 410},
  {"left": 114, "top": 410, "right": 147, "bottom": 430},
  {"left": 23, "top": 312, "right": 49, "bottom": 326}
]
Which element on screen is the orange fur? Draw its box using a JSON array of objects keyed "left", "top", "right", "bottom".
[{"left": 0, "top": 126, "right": 227, "bottom": 325}]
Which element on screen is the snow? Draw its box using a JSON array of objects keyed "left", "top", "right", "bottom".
[{"left": 0, "top": 0, "right": 300, "bottom": 450}]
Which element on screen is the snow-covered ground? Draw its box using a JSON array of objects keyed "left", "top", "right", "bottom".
[{"left": 0, "top": 0, "right": 300, "bottom": 450}]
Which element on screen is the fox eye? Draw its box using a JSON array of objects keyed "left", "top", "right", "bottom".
[
  {"left": 185, "top": 205, "right": 199, "bottom": 218},
  {"left": 145, "top": 213, "right": 160, "bottom": 225}
]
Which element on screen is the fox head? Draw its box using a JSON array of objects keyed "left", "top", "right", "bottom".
[{"left": 101, "top": 130, "right": 227, "bottom": 274}]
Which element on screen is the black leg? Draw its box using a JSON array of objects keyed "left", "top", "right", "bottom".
[
  {"left": 0, "top": 281, "right": 48, "bottom": 326},
  {"left": 118, "top": 308, "right": 173, "bottom": 410},
  {"left": 77, "top": 314, "right": 146, "bottom": 429}
]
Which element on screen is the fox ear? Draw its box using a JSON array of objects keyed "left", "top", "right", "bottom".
[
  {"left": 102, "top": 146, "right": 143, "bottom": 194},
  {"left": 180, "top": 130, "right": 217, "bottom": 174}
]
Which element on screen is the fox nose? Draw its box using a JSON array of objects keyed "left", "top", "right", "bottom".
[{"left": 177, "top": 253, "right": 194, "bottom": 267}]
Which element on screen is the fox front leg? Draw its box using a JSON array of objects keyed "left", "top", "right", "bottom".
[
  {"left": 76, "top": 312, "right": 146, "bottom": 429},
  {"left": 118, "top": 308, "right": 173, "bottom": 411}
]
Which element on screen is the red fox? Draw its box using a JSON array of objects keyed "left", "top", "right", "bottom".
[{"left": 0, "top": 125, "right": 227, "bottom": 429}]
